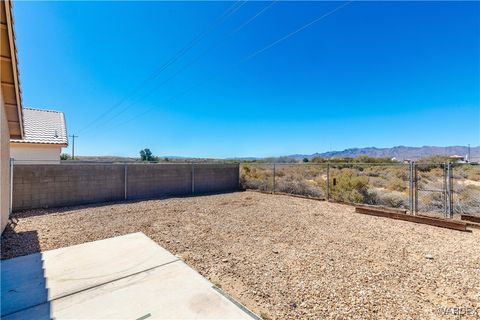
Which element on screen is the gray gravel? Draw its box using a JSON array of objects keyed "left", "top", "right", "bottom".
[{"left": 2, "top": 191, "right": 479, "bottom": 319}]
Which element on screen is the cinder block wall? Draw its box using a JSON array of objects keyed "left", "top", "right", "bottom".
[
  {"left": 13, "top": 164, "right": 125, "bottom": 210},
  {"left": 12, "top": 163, "right": 239, "bottom": 211},
  {"left": 194, "top": 164, "right": 240, "bottom": 194},
  {"left": 127, "top": 164, "right": 192, "bottom": 200}
]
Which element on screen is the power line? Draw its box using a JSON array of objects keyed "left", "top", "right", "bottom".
[
  {"left": 78, "top": 0, "right": 247, "bottom": 134},
  {"left": 228, "top": 0, "right": 278, "bottom": 36},
  {"left": 241, "top": 1, "right": 353, "bottom": 63},
  {"left": 107, "top": 1, "right": 352, "bottom": 129},
  {"left": 83, "top": 0, "right": 277, "bottom": 134}
]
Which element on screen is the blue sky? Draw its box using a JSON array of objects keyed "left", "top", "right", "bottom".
[{"left": 14, "top": 1, "right": 480, "bottom": 158}]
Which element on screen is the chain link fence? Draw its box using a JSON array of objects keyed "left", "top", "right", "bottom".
[
  {"left": 274, "top": 164, "right": 327, "bottom": 198},
  {"left": 414, "top": 163, "right": 447, "bottom": 217},
  {"left": 451, "top": 163, "right": 480, "bottom": 215},
  {"left": 329, "top": 163, "right": 411, "bottom": 210},
  {"left": 240, "top": 163, "right": 274, "bottom": 192},
  {"left": 241, "top": 162, "right": 480, "bottom": 217}
]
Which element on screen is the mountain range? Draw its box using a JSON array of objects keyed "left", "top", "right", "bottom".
[
  {"left": 289, "top": 146, "right": 480, "bottom": 161},
  {"left": 80, "top": 146, "right": 480, "bottom": 162}
]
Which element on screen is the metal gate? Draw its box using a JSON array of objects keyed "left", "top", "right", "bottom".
[{"left": 414, "top": 163, "right": 452, "bottom": 218}]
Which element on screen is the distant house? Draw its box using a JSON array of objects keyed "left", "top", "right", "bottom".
[
  {"left": 10, "top": 108, "right": 68, "bottom": 164},
  {"left": 448, "top": 155, "right": 465, "bottom": 162}
]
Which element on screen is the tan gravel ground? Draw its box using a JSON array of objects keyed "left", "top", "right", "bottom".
[{"left": 2, "top": 191, "right": 480, "bottom": 319}]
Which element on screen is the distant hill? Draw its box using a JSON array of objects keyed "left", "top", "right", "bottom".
[
  {"left": 76, "top": 155, "right": 223, "bottom": 163},
  {"left": 76, "top": 146, "right": 480, "bottom": 162},
  {"left": 76, "top": 155, "right": 138, "bottom": 162},
  {"left": 290, "top": 146, "right": 480, "bottom": 161}
]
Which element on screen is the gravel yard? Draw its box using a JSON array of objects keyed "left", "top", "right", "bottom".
[{"left": 2, "top": 191, "right": 479, "bottom": 319}]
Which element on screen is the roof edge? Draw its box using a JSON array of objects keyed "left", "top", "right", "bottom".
[
  {"left": 24, "top": 107, "right": 65, "bottom": 114},
  {"left": 10, "top": 140, "right": 68, "bottom": 147},
  {"left": 5, "top": 0, "right": 24, "bottom": 138}
]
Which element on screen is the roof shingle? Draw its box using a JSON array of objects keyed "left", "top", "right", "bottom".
[{"left": 10, "top": 108, "right": 68, "bottom": 145}]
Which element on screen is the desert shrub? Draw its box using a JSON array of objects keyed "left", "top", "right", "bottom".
[
  {"left": 453, "top": 184, "right": 480, "bottom": 215},
  {"left": 315, "top": 177, "right": 328, "bottom": 192},
  {"left": 467, "top": 168, "right": 480, "bottom": 181},
  {"left": 276, "top": 176, "right": 323, "bottom": 198},
  {"left": 275, "top": 170, "right": 286, "bottom": 177},
  {"left": 365, "top": 171, "right": 380, "bottom": 177},
  {"left": 393, "top": 168, "right": 409, "bottom": 180},
  {"left": 330, "top": 169, "right": 370, "bottom": 203},
  {"left": 416, "top": 164, "right": 444, "bottom": 174},
  {"left": 387, "top": 178, "right": 407, "bottom": 192},
  {"left": 241, "top": 177, "right": 269, "bottom": 191},
  {"left": 415, "top": 167, "right": 444, "bottom": 188},
  {"left": 363, "top": 189, "right": 380, "bottom": 205},
  {"left": 417, "top": 155, "right": 461, "bottom": 164},
  {"left": 416, "top": 180, "right": 446, "bottom": 213},
  {"left": 370, "top": 177, "right": 387, "bottom": 188},
  {"left": 454, "top": 169, "right": 469, "bottom": 179},
  {"left": 378, "top": 192, "right": 407, "bottom": 208},
  {"left": 454, "top": 165, "right": 480, "bottom": 181},
  {"left": 362, "top": 166, "right": 383, "bottom": 177},
  {"left": 303, "top": 166, "right": 325, "bottom": 179},
  {"left": 240, "top": 165, "right": 272, "bottom": 191},
  {"left": 272, "top": 165, "right": 324, "bottom": 197},
  {"left": 418, "top": 192, "right": 444, "bottom": 213}
]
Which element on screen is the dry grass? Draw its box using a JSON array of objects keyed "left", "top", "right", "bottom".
[{"left": 2, "top": 191, "right": 480, "bottom": 319}]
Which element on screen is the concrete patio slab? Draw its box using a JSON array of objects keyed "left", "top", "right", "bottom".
[{"left": 1, "top": 233, "right": 257, "bottom": 319}]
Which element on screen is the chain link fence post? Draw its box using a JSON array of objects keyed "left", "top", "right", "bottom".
[
  {"left": 326, "top": 162, "right": 330, "bottom": 201},
  {"left": 409, "top": 161, "right": 414, "bottom": 214},
  {"left": 414, "top": 162, "right": 418, "bottom": 215},
  {"left": 272, "top": 163, "right": 276, "bottom": 194},
  {"left": 442, "top": 163, "right": 448, "bottom": 218},
  {"left": 447, "top": 162, "right": 453, "bottom": 218}
]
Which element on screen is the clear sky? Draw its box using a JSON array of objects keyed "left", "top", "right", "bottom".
[{"left": 13, "top": 1, "right": 480, "bottom": 158}]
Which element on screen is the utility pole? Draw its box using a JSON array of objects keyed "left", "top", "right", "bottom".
[{"left": 69, "top": 134, "right": 78, "bottom": 159}]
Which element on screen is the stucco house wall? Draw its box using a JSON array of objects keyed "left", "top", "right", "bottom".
[
  {"left": 11, "top": 143, "right": 61, "bottom": 164},
  {"left": 1, "top": 91, "right": 11, "bottom": 232}
]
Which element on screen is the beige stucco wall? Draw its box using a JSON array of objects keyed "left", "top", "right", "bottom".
[
  {"left": 1, "top": 90, "right": 11, "bottom": 233},
  {"left": 10, "top": 143, "right": 62, "bottom": 164}
]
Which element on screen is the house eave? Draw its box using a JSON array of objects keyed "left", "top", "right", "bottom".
[
  {"left": 1, "top": 0, "right": 23, "bottom": 139},
  {"left": 10, "top": 141, "right": 68, "bottom": 148}
]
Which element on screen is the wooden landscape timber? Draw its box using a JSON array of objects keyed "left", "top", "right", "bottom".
[
  {"left": 350, "top": 204, "right": 408, "bottom": 214},
  {"left": 461, "top": 214, "right": 480, "bottom": 224},
  {"left": 245, "top": 189, "right": 326, "bottom": 201},
  {"left": 354, "top": 206, "right": 470, "bottom": 232},
  {"left": 465, "top": 222, "right": 480, "bottom": 230}
]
